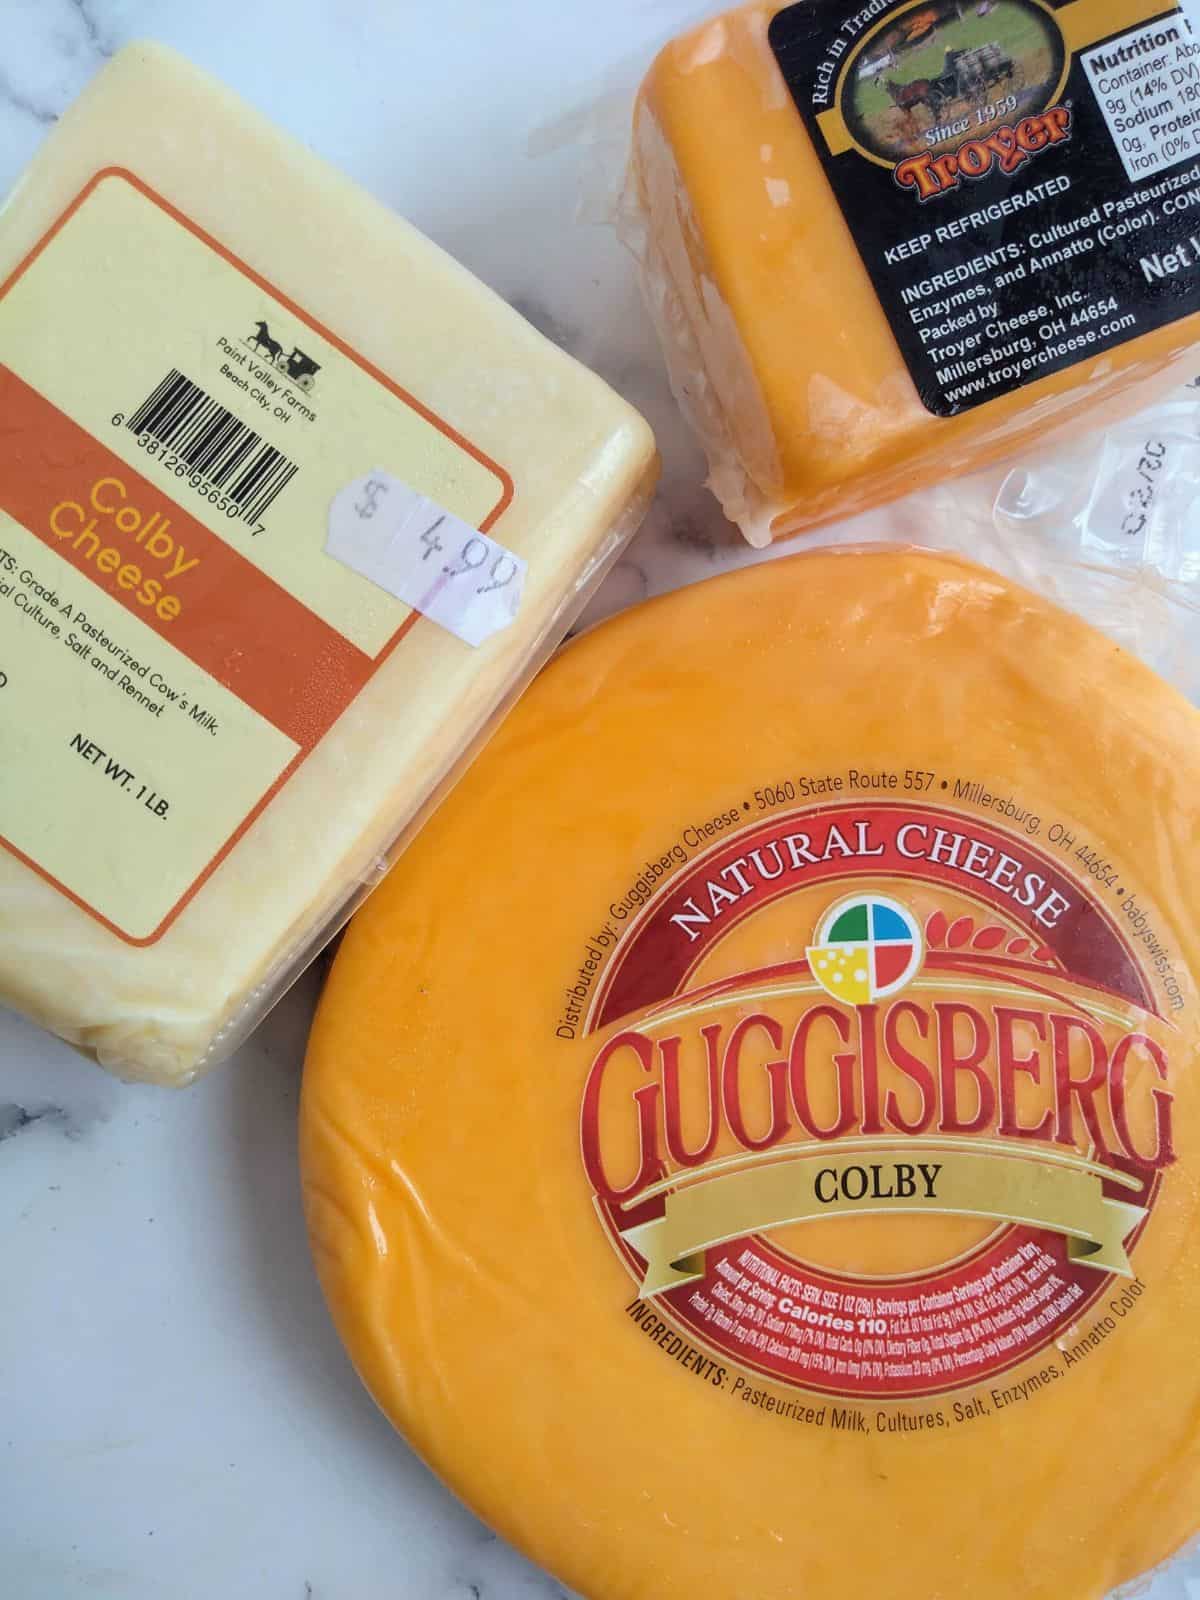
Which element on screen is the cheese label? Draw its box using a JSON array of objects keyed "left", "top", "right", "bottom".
[
  {"left": 0, "top": 168, "right": 514, "bottom": 945},
  {"left": 576, "top": 798, "right": 1182, "bottom": 1401},
  {"left": 303, "top": 553, "right": 1200, "bottom": 1596},
  {"left": 770, "top": 0, "right": 1200, "bottom": 416}
]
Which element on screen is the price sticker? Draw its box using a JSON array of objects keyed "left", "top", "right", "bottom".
[{"left": 327, "top": 471, "right": 526, "bottom": 648}]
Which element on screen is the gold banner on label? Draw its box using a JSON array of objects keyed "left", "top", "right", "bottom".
[
  {"left": 815, "top": 0, "right": 1185, "bottom": 158},
  {"left": 622, "top": 1150, "right": 1146, "bottom": 1297}
]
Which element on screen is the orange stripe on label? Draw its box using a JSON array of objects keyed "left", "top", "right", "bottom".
[{"left": 0, "top": 364, "right": 376, "bottom": 750}]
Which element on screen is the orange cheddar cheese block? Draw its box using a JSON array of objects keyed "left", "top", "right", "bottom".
[
  {"left": 630, "top": 2, "right": 1200, "bottom": 543},
  {"left": 302, "top": 548, "right": 1200, "bottom": 1600}
]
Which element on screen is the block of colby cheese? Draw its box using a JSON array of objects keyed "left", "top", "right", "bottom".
[
  {"left": 0, "top": 45, "right": 657, "bottom": 1085},
  {"left": 629, "top": 0, "right": 1200, "bottom": 543},
  {"left": 304, "top": 549, "right": 1200, "bottom": 1600}
]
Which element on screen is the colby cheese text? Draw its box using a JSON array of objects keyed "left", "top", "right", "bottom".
[{"left": 49, "top": 476, "right": 198, "bottom": 621}]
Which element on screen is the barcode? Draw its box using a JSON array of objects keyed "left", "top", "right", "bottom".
[{"left": 126, "top": 369, "right": 298, "bottom": 529}]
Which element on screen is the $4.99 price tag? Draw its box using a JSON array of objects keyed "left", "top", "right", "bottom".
[{"left": 327, "top": 470, "right": 526, "bottom": 647}]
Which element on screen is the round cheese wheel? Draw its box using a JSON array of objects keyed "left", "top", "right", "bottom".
[{"left": 302, "top": 548, "right": 1200, "bottom": 1600}]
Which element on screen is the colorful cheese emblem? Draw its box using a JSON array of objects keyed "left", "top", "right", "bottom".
[{"left": 808, "top": 894, "right": 923, "bottom": 1004}]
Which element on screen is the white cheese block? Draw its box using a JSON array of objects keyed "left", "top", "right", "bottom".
[{"left": 0, "top": 42, "right": 658, "bottom": 1085}]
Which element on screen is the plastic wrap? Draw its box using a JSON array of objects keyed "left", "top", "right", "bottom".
[
  {"left": 302, "top": 544, "right": 1200, "bottom": 1600},
  {"left": 0, "top": 44, "right": 658, "bottom": 1086},
  {"left": 788, "top": 378, "right": 1200, "bottom": 696},
  {"left": 621, "top": 0, "right": 1200, "bottom": 545}
]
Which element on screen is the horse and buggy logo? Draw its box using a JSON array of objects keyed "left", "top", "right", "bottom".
[
  {"left": 885, "top": 40, "right": 1017, "bottom": 124},
  {"left": 246, "top": 319, "right": 322, "bottom": 393},
  {"left": 839, "top": 0, "right": 1068, "bottom": 168}
]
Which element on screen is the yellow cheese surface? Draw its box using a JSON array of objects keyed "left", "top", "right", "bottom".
[
  {"left": 0, "top": 44, "right": 657, "bottom": 1085},
  {"left": 630, "top": 3, "right": 1200, "bottom": 543},
  {"left": 303, "top": 548, "right": 1200, "bottom": 1600}
]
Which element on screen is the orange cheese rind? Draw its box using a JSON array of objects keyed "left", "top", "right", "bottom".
[{"left": 302, "top": 547, "right": 1200, "bottom": 1600}]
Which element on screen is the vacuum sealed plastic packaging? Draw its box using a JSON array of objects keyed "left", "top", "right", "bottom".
[
  {"left": 786, "top": 377, "right": 1200, "bottom": 696},
  {"left": 303, "top": 546, "right": 1200, "bottom": 1600},
  {"left": 0, "top": 43, "right": 658, "bottom": 1085},
  {"left": 625, "top": 0, "right": 1200, "bottom": 544},
  {"left": 986, "top": 382, "right": 1200, "bottom": 695}
]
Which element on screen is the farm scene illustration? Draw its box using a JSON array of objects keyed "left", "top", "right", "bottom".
[{"left": 844, "top": 0, "right": 1065, "bottom": 164}]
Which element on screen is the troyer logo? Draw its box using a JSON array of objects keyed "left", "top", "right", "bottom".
[
  {"left": 894, "top": 106, "right": 1073, "bottom": 200},
  {"left": 580, "top": 801, "right": 1175, "bottom": 1400}
]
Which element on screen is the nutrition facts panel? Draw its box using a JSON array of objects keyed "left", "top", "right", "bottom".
[{"left": 1083, "top": 11, "right": 1200, "bottom": 182}]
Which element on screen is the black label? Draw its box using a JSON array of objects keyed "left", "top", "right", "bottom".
[{"left": 770, "top": 0, "right": 1200, "bottom": 415}]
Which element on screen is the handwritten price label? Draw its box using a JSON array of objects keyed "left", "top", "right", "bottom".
[{"left": 327, "top": 471, "right": 526, "bottom": 647}]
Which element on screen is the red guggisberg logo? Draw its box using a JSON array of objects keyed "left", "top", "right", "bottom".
[{"left": 579, "top": 801, "right": 1177, "bottom": 1401}]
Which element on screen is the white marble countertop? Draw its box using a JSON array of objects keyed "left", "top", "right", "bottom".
[{"left": 0, "top": 4, "right": 1197, "bottom": 1599}]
